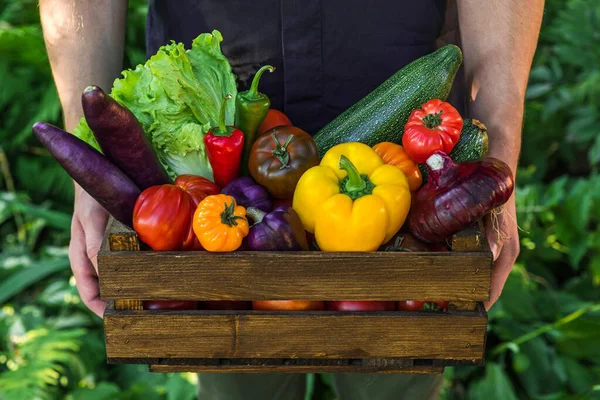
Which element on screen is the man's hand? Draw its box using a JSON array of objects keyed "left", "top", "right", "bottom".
[
  {"left": 457, "top": 0, "right": 544, "bottom": 309},
  {"left": 40, "top": 0, "right": 127, "bottom": 317},
  {"left": 484, "top": 194, "right": 519, "bottom": 309},
  {"left": 69, "top": 185, "right": 109, "bottom": 317}
]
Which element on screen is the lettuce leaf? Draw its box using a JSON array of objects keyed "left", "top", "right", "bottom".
[{"left": 72, "top": 30, "right": 237, "bottom": 181}]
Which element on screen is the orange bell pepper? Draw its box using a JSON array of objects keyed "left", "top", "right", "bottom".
[
  {"left": 373, "top": 142, "right": 422, "bottom": 191},
  {"left": 193, "top": 194, "right": 249, "bottom": 252}
]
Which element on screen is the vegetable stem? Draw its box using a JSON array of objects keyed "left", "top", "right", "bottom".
[
  {"left": 246, "top": 65, "right": 275, "bottom": 100},
  {"left": 220, "top": 200, "right": 245, "bottom": 227},
  {"left": 426, "top": 153, "right": 444, "bottom": 171},
  {"left": 270, "top": 133, "right": 294, "bottom": 169},
  {"left": 422, "top": 110, "right": 443, "bottom": 129},
  {"left": 339, "top": 155, "right": 366, "bottom": 193},
  {"left": 246, "top": 207, "right": 266, "bottom": 224},
  {"left": 213, "top": 94, "right": 234, "bottom": 136}
]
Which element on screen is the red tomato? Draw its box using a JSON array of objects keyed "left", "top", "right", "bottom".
[
  {"left": 402, "top": 99, "right": 463, "bottom": 163},
  {"left": 202, "top": 301, "right": 252, "bottom": 310},
  {"left": 258, "top": 109, "right": 292, "bottom": 135},
  {"left": 397, "top": 301, "right": 426, "bottom": 311},
  {"left": 397, "top": 301, "right": 449, "bottom": 312},
  {"left": 143, "top": 301, "right": 197, "bottom": 310},
  {"left": 327, "top": 301, "right": 396, "bottom": 311},
  {"left": 133, "top": 175, "right": 220, "bottom": 250},
  {"left": 252, "top": 300, "right": 325, "bottom": 311}
]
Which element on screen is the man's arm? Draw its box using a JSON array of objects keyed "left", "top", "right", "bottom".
[
  {"left": 40, "top": 1, "right": 128, "bottom": 317},
  {"left": 40, "top": 0, "right": 128, "bottom": 131},
  {"left": 457, "top": 0, "right": 544, "bottom": 308}
]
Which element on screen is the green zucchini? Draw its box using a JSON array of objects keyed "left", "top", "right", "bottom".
[
  {"left": 449, "top": 118, "right": 489, "bottom": 162},
  {"left": 419, "top": 118, "right": 489, "bottom": 183},
  {"left": 314, "top": 45, "right": 463, "bottom": 157}
]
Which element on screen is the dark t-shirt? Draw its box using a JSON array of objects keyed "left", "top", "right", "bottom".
[{"left": 146, "top": 0, "right": 447, "bottom": 134}]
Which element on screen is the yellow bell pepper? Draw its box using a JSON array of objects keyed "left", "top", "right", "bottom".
[{"left": 293, "top": 142, "right": 411, "bottom": 251}]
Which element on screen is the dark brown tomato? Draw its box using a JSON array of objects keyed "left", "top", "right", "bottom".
[
  {"left": 202, "top": 301, "right": 252, "bottom": 310},
  {"left": 248, "top": 126, "right": 319, "bottom": 199}
]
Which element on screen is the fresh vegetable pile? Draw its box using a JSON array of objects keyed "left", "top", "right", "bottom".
[{"left": 33, "top": 31, "right": 514, "bottom": 312}]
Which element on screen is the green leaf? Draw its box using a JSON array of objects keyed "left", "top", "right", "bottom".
[
  {"left": 66, "top": 382, "right": 121, "bottom": 400},
  {"left": 0, "top": 192, "right": 71, "bottom": 231},
  {"left": 516, "top": 337, "right": 566, "bottom": 397},
  {"left": 467, "top": 363, "right": 518, "bottom": 400},
  {"left": 165, "top": 374, "right": 195, "bottom": 400},
  {"left": 589, "top": 135, "right": 600, "bottom": 165},
  {"left": 0, "top": 257, "right": 69, "bottom": 304},
  {"left": 305, "top": 374, "right": 316, "bottom": 400},
  {"left": 526, "top": 83, "right": 553, "bottom": 99},
  {"left": 555, "top": 316, "right": 600, "bottom": 361}
]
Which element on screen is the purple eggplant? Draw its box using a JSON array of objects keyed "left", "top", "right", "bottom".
[
  {"left": 222, "top": 176, "right": 272, "bottom": 212},
  {"left": 33, "top": 122, "right": 140, "bottom": 227},
  {"left": 245, "top": 206, "right": 308, "bottom": 251},
  {"left": 82, "top": 86, "right": 170, "bottom": 189}
]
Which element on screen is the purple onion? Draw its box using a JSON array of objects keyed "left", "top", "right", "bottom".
[
  {"left": 246, "top": 206, "right": 309, "bottom": 251},
  {"left": 222, "top": 177, "right": 272, "bottom": 212}
]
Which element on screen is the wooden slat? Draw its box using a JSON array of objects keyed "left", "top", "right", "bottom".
[
  {"left": 451, "top": 221, "right": 490, "bottom": 253},
  {"left": 115, "top": 300, "right": 143, "bottom": 310},
  {"left": 98, "top": 251, "right": 491, "bottom": 301},
  {"left": 148, "top": 364, "right": 444, "bottom": 374},
  {"left": 106, "top": 219, "right": 140, "bottom": 251},
  {"left": 102, "top": 220, "right": 143, "bottom": 310},
  {"left": 104, "top": 310, "right": 486, "bottom": 362}
]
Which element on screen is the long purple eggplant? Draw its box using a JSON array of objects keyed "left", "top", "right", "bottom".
[
  {"left": 81, "top": 86, "right": 170, "bottom": 189},
  {"left": 33, "top": 122, "right": 140, "bottom": 227}
]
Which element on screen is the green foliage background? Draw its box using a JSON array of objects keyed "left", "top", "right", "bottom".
[{"left": 0, "top": 1, "right": 599, "bottom": 399}]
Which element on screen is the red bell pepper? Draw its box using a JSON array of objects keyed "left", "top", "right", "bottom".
[
  {"left": 133, "top": 175, "right": 220, "bottom": 251},
  {"left": 402, "top": 99, "right": 463, "bottom": 164},
  {"left": 204, "top": 94, "right": 245, "bottom": 188}
]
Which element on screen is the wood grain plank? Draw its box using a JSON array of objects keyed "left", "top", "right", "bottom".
[
  {"left": 104, "top": 310, "right": 486, "bottom": 361},
  {"left": 98, "top": 251, "right": 492, "bottom": 301},
  {"left": 148, "top": 364, "right": 445, "bottom": 374},
  {"left": 452, "top": 221, "right": 491, "bottom": 253},
  {"left": 107, "top": 219, "right": 140, "bottom": 251},
  {"left": 115, "top": 300, "right": 143, "bottom": 310}
]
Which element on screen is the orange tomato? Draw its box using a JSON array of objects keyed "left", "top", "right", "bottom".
[
  {"left": 372, "top": 142, "right": 423, "bottom": 191},
  {"left": 252, "top": 300, "right": 325, "bottom": 311},
  {"left": 193, "top": 194, "right": 249, "bottom": 252}
]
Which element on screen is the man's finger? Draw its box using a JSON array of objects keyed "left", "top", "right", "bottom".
[
  {"left": 69, "top": 218, "right": 106, "bottom": 317},
  {"left": 79, "top": 199, "right": 109, "bottom": 273},
  {"left": 485, "top": 233, "right": 520, "bottom": 310},
  {"left": 484, "top": 212, "right": 504, "bottom": 261}
]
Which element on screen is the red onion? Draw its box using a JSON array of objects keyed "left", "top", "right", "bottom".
[{"left": 409, "top": 151, "right": 514, "bottom": 243}]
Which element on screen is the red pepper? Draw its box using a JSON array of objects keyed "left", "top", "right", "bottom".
[
  {"left": 204, "top": 94, "right": 245, "bottom": 188},
  {"left": 402, "top": 99, "right": 463, "bottom": 164}
]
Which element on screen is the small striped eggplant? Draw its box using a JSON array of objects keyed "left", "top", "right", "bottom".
[
  {"left": 221, "top": 176, "right": 272, "bottom": 212},
  {"left": 245, "top": 206, "right": 308, "bottom": 251}
]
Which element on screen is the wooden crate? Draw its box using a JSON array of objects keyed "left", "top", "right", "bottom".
[{"left": 98, "top": 219, "right": 492, "bottom": 374}]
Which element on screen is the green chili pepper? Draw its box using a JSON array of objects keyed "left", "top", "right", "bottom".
[{"left": 235, "top": 65, "right": 275, "bottom": 175}]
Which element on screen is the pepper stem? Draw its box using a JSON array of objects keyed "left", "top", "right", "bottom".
[
  {"left": 245, "top": 207, "right": 266, "bottom": 224},
  {"left": 214, "top": 94, "right": 233, "bottom": 136},
  {"left": 247, "top": 65, "right": 275, "bottom": 100},
  {"left": 338, "top": 155, "right": 366, "bottom": 193},
  {"left": 271, "top": 132, "right": 294, "bottom": 169},
  {"left": 220, "top": 200, "right": 245, "bottom": 227},
  {"left": 422, "top": 110, "right": 443, "bottom": 129}
]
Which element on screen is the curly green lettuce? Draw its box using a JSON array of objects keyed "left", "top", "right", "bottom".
[{"left": 73, "top": 30, "right": 237, "bottom": 181}]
